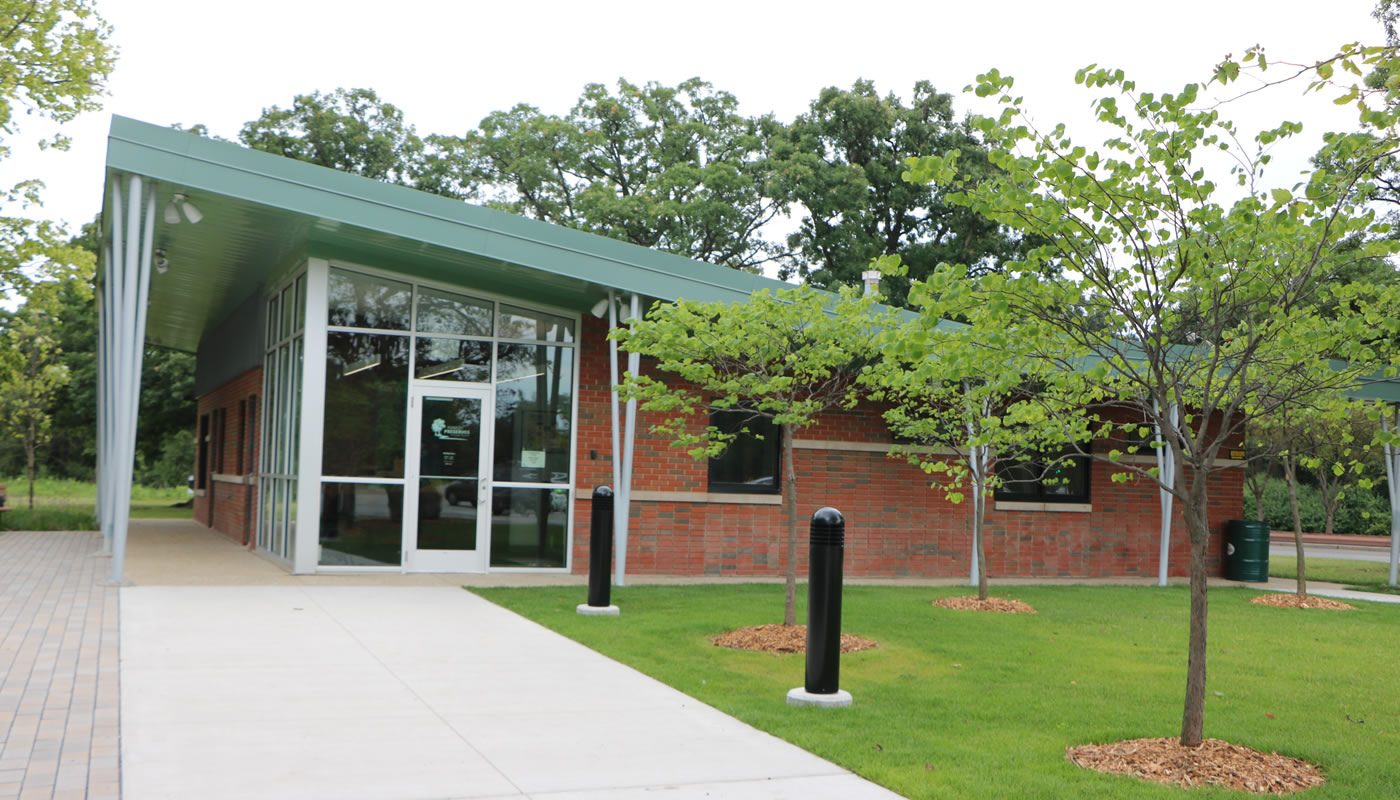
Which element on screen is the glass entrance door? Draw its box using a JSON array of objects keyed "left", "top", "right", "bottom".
[{"left": 403, "top": 386, "right": 491, "bottom": 572}]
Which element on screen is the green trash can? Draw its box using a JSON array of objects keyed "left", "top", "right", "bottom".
[{"left": 1225, "top": 520, "right": 1270, "bottom": 582}]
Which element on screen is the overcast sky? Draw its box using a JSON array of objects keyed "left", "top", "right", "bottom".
[{"left": 2, "top": 0, "right": 1385, "bottom": 239}]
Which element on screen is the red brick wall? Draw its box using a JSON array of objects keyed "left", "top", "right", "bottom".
[
  {"left": 193, "top": 367, "right": 262, "bottom": 545},
  {"left": 571, "top": 315, "right": 1239, "bottom": 579},
  {"left": 192, "top": 316, "right": 1242, "bottom": 578}
]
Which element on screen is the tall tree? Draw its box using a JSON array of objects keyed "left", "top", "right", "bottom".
[
  {"left": 904, "top": 65, "right": 1397, "bottom": 747},
  {"left": 239, "top": 88, "right": 426, "bottom": 185},
  {"left": 424, "top": 78, "right": 788, "bottom": 272},
  {"left": 0, "top": 277, "right": 73, "bottom": 505},
  {"left": 617, "top": 286, "right": 893, "bottom": 625},
  {"left": 768, "top": 80, "right": 1036, "bottom": 305},
  {"left": 13, "top": 219, "right": 197, "bottom": 482},
  {"left": 0, "top": 0, "right": 114, "bottom": 300}
]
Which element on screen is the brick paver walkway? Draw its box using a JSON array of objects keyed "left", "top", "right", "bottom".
[{"left": 0, "top": 532, "right": 119, "bottom": 800}]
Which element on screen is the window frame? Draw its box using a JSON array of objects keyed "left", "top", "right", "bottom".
[
  {"left": 993, "top": 444, "right": 1092, "bottom": 504},
  {"left": 196, "top": 413, "right": 210, "bottom": 490},
  {"left": 706, "top": 408, "right": 782, "bottom": 495}
]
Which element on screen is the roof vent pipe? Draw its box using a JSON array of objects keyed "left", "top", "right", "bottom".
[{"left": 861, "top": 270, "right": 881, "bottom": 297}]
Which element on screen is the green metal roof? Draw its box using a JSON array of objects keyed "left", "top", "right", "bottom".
[{"left": 101, "top": 116, "right": 794, "bottom": 352}]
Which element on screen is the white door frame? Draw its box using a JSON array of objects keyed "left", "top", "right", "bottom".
[{"left": 403, "top": 384, "right": 493, "bottom": 572}]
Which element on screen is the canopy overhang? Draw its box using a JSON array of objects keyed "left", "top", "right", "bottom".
[{"left": 100, "top": 116, "right": 790, "bottom": 354}]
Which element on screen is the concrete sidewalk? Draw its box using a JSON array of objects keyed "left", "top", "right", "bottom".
[
  {"left": 120, "top": 585, "right": 901, "bottom": 800},
  {"left": 9, "top": 521, "right": 1399, "bottom": 799}
]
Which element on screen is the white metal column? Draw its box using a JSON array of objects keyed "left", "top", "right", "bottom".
[
  {"left": 1382, "top": 404, "right": 1400, "bottom": 587},
  {"left": 607, "top": 291, "right": 622, "bottom": 516},
  {"left": 100, "top": 174, "right": 157, "bottom": 584},
  {"left": 1155, "top": 401, "right": 1178, "bottom": 587},
  {"left": 615, "top": 292, "right": 641, "bottom": 587},
  {"left": 94, "top": 245, "right": 109, "bottom": 554},
  {"left": 293, "top": 259, "right": 329, "bottom": 574}
]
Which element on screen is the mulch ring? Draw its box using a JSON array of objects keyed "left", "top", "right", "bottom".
[
  {"left": 710, "top": 624, "right": 877, "bottom": 655},
  {"left": 1249, "top": 594, "right": 1355, "bottom": 611},
  {"left": 1067, "top": 738, "right": 1324, "bottom": 795},
  {"left": 933, "top": 595, "right": 1037, "bottom": 614}
]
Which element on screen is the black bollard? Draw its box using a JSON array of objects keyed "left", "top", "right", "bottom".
[
  {"left": 586, "top": 486, "right": 614, "bottom": 608},
  {"left": 805, "top": 507, "right": 845, "bottom": 695}
]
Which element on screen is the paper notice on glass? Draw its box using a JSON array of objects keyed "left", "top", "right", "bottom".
[{"left": 521, "top": 450, "right": 546, "bottom": 469}]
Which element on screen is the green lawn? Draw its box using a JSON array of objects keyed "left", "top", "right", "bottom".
[
  {"left": 472, "top": 584, "right": 1400, "bottom": 799},
  {"left": 1271, "top": 555, "right": 1400, "bottom": 595},
  {"left": 1, "top": 476, "right": 192, "bottom": 529}
]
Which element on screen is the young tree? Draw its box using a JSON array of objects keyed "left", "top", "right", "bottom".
[
  {"left": 0, "top": 280, "right": 73, "bottom": 506},
  {"left": 0, "top": 0, "right": 114, "bottom": 300},
  {"left": 903, "top": 66, "right": 1396, "bottom": 746},
  {"left": 1251, "top": 391, "right": 1371, "bottom": 600},
  {"left": 867, "top": 259, "right": 1088, "bottom": 601},
  {"left": 615, "top": 286, "right": 893, "bottom": 625},
  {"left": 1210, "top": 34, "right": 1400, "bottom": 589}
]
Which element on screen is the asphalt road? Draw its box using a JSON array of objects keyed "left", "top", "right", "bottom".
[{"left": 1270, "top": 543, "right": 1397, "bottom": 564}]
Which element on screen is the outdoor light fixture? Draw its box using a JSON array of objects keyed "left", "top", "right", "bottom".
[
  {"left": 344, "top": 357, "right": 381, "bottom": 376},
  {"left": 589, "top": 297, "right": 612, "bottom": 318},
  {"left": 164, "top": 193, "right": 204, "bottom": 225}
]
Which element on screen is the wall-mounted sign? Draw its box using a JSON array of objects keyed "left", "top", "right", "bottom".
[{"left": 521, "top": 450, "right": 546, "bottom": 469}]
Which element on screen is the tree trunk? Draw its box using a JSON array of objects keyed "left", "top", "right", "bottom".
[
  {"left": 1247, "top": 468, "right": 1267, "bottom": 522},
  {"left": 25, "top": 438, "right": 36, "bottom": 511},
  {"left": 782, "top": 423, "right": 798, "bottom": 627},
  {"left": 1316, "top": 467, "right": 1339, "bottom": 537},
  {"left": 1284, "top": 457, "right": 1307, "bottom": 600},
  {"left": 1179, "top": 480, "right": 1211, "bottom": 748},
  {"left": 974, "top": 464, "right": 989, "bottom": 601}
]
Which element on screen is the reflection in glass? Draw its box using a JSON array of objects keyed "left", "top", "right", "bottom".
[
  {"left": 292, "top": 338, "right": 303, "bottom": 467},
  {"left": 495, "top": 345, "right": 573, "bottom": 483},
  {"left": 497, "top": 305, "right": 574, "bottom": 343},
  {"left": 276, "top": 346, "right": 290, "bottom": 473},
  {"left": 323, "top": 332, "right": 409, "bottom": 477},
  {"left": 270, "top": 480, "right": 284, "bottom": 557},
  {"left": 294, "top": 274, "right": 306, "bottom": 333},
  {"left": 416, "top": 286, "right": 492, "bottom": 336},
  {"left": 328, "top": 268, "right": 412, "bottom": 330},
  {"left": 415, "top": 338, "right": 491, "bottom": 381},
  {"left": 281, "top": 285, "right": 294, "bottom": 339},
  {"left": 417, "top": 478, "right": 477, "bottom": 550},
  {"left": 319, "top": 482, "right": 402, "bottom": 566},
  {"left": 266, "top": 294, "right": 280, "bottom": 345},
  {"left": 489, "top": 487, "right": 568, "bottom": 568},
  {"left": 707, "top": 409, "right": 780, "bottom": 493},
  {"left": 283, "top": 479, "right": 298, "bottom": 560}
]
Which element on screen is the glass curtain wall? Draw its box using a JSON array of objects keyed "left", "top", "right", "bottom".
[
  {"left": 257, "top": 272, "right": 306, "bottom": 561},
  {"left": 318, "top": 266, "right": 577, "bottom": 570}
]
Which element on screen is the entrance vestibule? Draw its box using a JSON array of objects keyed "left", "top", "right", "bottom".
[{"left": 273, "top": 263, "right": 577, "bottom": 574}]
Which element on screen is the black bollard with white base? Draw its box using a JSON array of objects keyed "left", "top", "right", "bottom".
[
  {"left": 577, "top": 486, "right": 620, "bottom": 616},
  {"left": 787, "top": 507, "right": 852, "bottom": 708}
]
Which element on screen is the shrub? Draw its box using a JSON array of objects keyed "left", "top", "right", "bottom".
[
  {"left": 1244, "top": 476, "right": 1390, "bottom": 535},
  {"left": 0, "top": 507, "right": 97, "bottom": 531}
]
